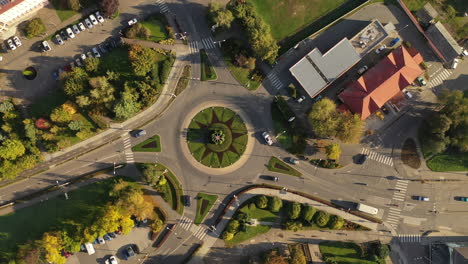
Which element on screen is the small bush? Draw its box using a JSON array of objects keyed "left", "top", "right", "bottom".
[
  {"left": 255, "top": 195, "right": 268, "bottom": 209},
  {"left": 328, "top": 215, "right": 344, "bottom": 229},
  {"left": 314, "top": 211, "right": 330, "bottom": 227},
  {"left": 248, "top": 203, "right": 256, "bottom": 211},
  {"left": 226, "top": 219, "right": 240, "bottom": 233},
  {"left": 285, "top": 221, "right": 302, "bottom": 232},
  {"left": 268, "top": 196, "right": 283, "bottom": 213},
  {"left": 24, "top": 18, "right": 46, "bottom": 38},
  {"left": 222, "top": 231, "right": 234, "bottom": 240},
  {"left": 301, "top": 205, "right": 316, "bottom": 223},
  {"left": 287, "top": 202, "right": 302, "bottom": 220}
]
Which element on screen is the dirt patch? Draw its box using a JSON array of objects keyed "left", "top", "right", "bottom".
[
  {"left": 274, "top": 162, "right": 290, "bottom": 171},
  {"left": 199, "top": 199, "right": 210, "bottom": 217},
  {"left": 401, "top": 138, "right": 421, "bottom": 169},
  {"left": 142, "top": 141, "right": 158, "bottom": 149}
]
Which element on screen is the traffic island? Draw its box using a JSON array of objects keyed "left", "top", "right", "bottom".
[
  {"left": 200, "top": 49, "right": 217, "bottom": 81},
  {"left": 132, "top": 135, "right": 162, "bottom": 152},
  {"left": 195, "top": 193, "right": 218, "bottom": 225},
  {"left": 187, "top": 107, "right": 248, "bottom": 168},
  {"left": 267, "top": 157, "right": 302, "bottom": 177}
]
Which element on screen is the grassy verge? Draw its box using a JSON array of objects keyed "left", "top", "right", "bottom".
[
  {"left": 175, "top": 65, "right": 192, "bottom": 95},
  {"left": 194, "top": 193, "right": 218, "bottom": 225},
  {"left": 200, "top": 49, "right": 217, "bottom": 81},
  {"left": 319, "top": 241, "right": 386, "bottom": 264},
  {"left": 267, "top": 156, "right": 302, "bottom": 177},
  {"left": 401, "top": 138, "right": 421, "bottom": 169},
  {"left": 222, "top": 56, "right": 260, "bottom": 91},
  {"left": 132, "top": 135, "right": 162, "bottom": 152},
  {"left": 139, "top": 14, "right": 171, "bottom": 42},
  {"left": 427, "top": 152, "right": 468, "bottom": 172},
  {"left": 49, "top": 0, "right": 78, "bottom": 21}
]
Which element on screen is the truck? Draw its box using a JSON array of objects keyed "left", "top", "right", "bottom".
[{"left": 356, "top": 203, "right": 378, "bottom": 215}]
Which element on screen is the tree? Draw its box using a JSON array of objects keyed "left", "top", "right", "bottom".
[
  {"left": 63, "top": 67, "right": 89, "bottom": 97},
  {"left": 42, "top": 232, "right": 66, "bottom": 264},
  {"left": 328, "top": 215, "right": 344, "bottom": 229},
  {"left": 59, "top": 231, "right": 81, "bottom": 253},
  {"left": 84, "top": 57, "right": 100, "bottom": 73},
  {"left": 263, "top": 248, "right": 288, "bottom": 264},
  {"left": 16, "top": 240, "right": 46, "bottom": 264},
  {"left": 308, "top": 98, "right": 339, "bottom": 138},
  {"left": 226, "top": 219, "right": 240, "bottom": 233},
  {"left": 301, "top": 205, "right": 316, "bottom": 223},
  {"left": 255, "top": 195, "right": 268, "bottom": 209},
  {"left": 325, "top": 143, "right": 341, "bottom": 161},
  {"left": 89, "top": 76, "right": 115, "bottom": 108},
  {"left": 67, "top": 0, "right": 80, "bottom": 11},
  {"left": 287, "top": 202, "right": 301, "bottom": 220},
  {"left": 68, "top": 120, "right": 82, "bottom": 131},
  {"left": 50, "top": 107, "right": 73, "bottom": 123},
  {"left": 99, "top": 0, "right": 119, "bottom": 18},
  {"left": 221, "top": 231, "right": 234, "bottom": 240},
  {"left": 213, "top": 8, "right": 234, "bottom": 29},
  {"left": 119, "top": 216, "right": 134, "bottom": 235},
  {"left": 24, "top": 18, "right": 46, "bottom": 38},
  {"left": 0, "top": 100, "right": 14, "bottom": 113},
  {"left": 151, "top": 218, "right": 164, "bottom": 233},
  {"left": 23, "top": 119, "right": 37, "bottom": 143},
  {"left": 314, "top": 211, "right": 330, "bottom": 227},
  {"left": 377, "top": 244, "right": 390, "bottom": 258},
  {"left": 336, "top": 113, "right": 364, "bottom": 143},
  {"left": 76, "top": 129, "right": 94, "bottom": 140},
  {"left": 0, "top": 139, "right": 25, "bottom": 160},
  {"left": 285, "top": 221, "right": 302, "bottom": 232},
  {"left": 57, "top": 138, "right": 73, "bottom": 149},
  {"left": 113, "top": 87, "right": 141, "bottom": 120},
  {"left": 96, "top": 205, "right": 122, "bottom": 235},
  {"left": 128, "top": 44, "right": 157, "bottom": 76},
  {"left": 429, "top": 114, "right": 452, "bottom": 136},
  {"left": 290, "top": 244, "right": 306, "bottom": 264},
  {"left": 75, "top": 95, "right": 91, "bottom": 107},
  {"left": 268, "top": 196, "right": 283, "bottom": 213}
]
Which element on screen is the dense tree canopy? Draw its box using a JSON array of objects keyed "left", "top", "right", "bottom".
[{"left": 99, "top": 0, "right": 119, "bottom": 18}]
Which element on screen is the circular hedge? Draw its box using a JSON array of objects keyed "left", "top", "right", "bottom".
[
  {"left": 187, "top": 107, "right": 248, "bottom": 168},
  {"left": 23, "top": 67, "right": 37, "bottom": 80}
]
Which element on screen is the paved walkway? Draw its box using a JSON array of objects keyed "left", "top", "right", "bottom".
[{"left": 188, "top": 187, "right": 382, "bottom": 264}]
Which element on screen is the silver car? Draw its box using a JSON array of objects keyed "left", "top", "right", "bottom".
[
  {"left": 12, "top": 36, "right": 21, "bottom": 47},
  {"left": 55, "top": 34, "right": 64, "bottom": 45},
  {"left": 89, "top": 14, "right": 98, "bottom": 25},
  {"left": 72, "top": 24, "right": 80, "bottom": 34},
  {"left": 66, "top": 27, "right": 75, "bottom": 39},
  {"left": 262, "top": 132, "right": 273, "bottom": 146},
  {"left": 84, "top": 18, "right": 93, "bottom": 28},
  {"left": 6, "top": 39, "right": 16, "bottom": 50},
  {"left": 92, "top": 47, "right": 101, "bottom": 58},
  {"left": 78, "top": 22, "right": 86, "bottom": 31}
]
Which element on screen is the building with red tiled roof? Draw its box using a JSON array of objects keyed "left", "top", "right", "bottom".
[{"left": 338, "top": 45, "right": 424, "bottom": 120}]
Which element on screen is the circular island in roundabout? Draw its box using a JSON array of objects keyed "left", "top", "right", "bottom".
[{"left": 186, "top": 106, "right": 248, "bottom": 168}]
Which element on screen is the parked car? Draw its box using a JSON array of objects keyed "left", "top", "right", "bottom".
[
  {"left": 84, "top": 18, "right": 93, "bottom": 28},
  {"left": 413, "top": 196, "right": 429, "bottom": 201},
  {"left": 262, "top": 132, "right": 273, "bottom": 145},
  {"left": 55, "top": 34, "right": 64, "bottom": 45},
  {"left": 97, "top": 237, "right": 105, "bottom": 244},
  {"left": 381, "top": 105, "right": 389, "bottom": 114},
  {"left": 72, "top": 24, "right": 80, "bottom": 34},
  {"left": 103, "top": 234, "right": 112, "bottom": 241},
  {"left": 357, "top": 65, "right": 368, "bottom": 75},
  {"left": 80, "top": 53, "right": 87, "bottom": 61},
  {"left": 183, "top": 195, "right": 191, "bottom": 207},
  {"left": 124, "top": 246, "right": 135, "bottom": 260},
  {"left": 12, "top": 36, "right": 21, "bottom": 47},
  {"left": 66, "top": 28, "right": 75, "bottom": 38},
  {"left": 108, "top": 232, "right": 116, "bottom": 238},
  {"left": 416, "top": 77, "right": 426, "bottom": 86},
  {"left": 69, "top": 61, "right": 76, "bottom": 69},
  {"left": 60, "top": 31, "right": 68, "bottom": 41},
  {"left": 78, "top": 22, "right": 86, "bottom": 31},
  {"left": 357, "top": 154, "right": 367, "bottom": 164},
  {"left": 375, "top": 44, "right": 387, "bottom": 54},
  {"left": 42, "top": 41, "right": 51, "bottom": 51},
  {"left": 287, "top": 157, "right": 299, "bottom": 165},
  {"left": 75, "top": 58, "right": 83, "bottom": 67},
  {"left": 53, "top": 71, "right": 59, "bottom": 81},
  {"left": 457, "top": 197, "right": 468, "bottom": 202},
  {"left": 92, "top": 47, "right": 101, "bottom": 58},
  {"left": 98, "top": 44, "right": 108, "bottom": 54},
  {"left": 86, "top": 51, "right": 93, "bottom": 58},
  {"left": 296, "top": 95, "right": 306, "bottom": 103},
  {"left": 89, "top": 14, "right": 99, "bottom": 25},
  {"left": 130, "top": 129, "right": 146, "bottom": 138},
  {"left": 312, "top": 94, "right": 323, "bottom": 102},
  {"left": 105, "top": 255, "right": 118, "bottom": 264},
  {"left": 6, "top": 39, "right": 16, "bottom": 50},
  {"left": 128, "top": 18, "right": 138, "bottom": 26},
  {"left": 404, "top": 90, "right": 413, "bottom": 99},
  {"left": 96, "top": 12, "right": 105, "bottom": 23},
  {"left": 451, "top": 58, "right": 459, "bottom": 69},
  {"left": 259, "top": 175, "right": 278, "bottom": 182},
  {"left": 389, "top": 37, "right": 400, "bottom": 47}
]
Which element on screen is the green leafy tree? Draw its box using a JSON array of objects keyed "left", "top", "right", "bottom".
[
  {"left": 268, "top": 196, "right": 283, "bottom": 213},
  {"left": 99, "top": 0, "right": 119, "bottom": 18},
  {"left": 301, "top": 205, "right": 316, "bottom": 223},
  {"left": 128, "top": 44, "right": 157, "bottom": 76},
  {"left": 328, "top": 215, "right": 344, "bottom": 229},
  {"left": 255, "top": 195, "right": 268, "bottom": 209},
  {"left": 308, "top": 98, "right": 339, "bottom": 137},
  {"left": 287, "top": 202, "right": 301, "bottom": 220},
  {"left": 68, "top": 120, "right": 82, "bottom": 131},
  {"left": 63, "top": 67, "right": 89, "bottom": 97},
  {"left": 213, "top": 8, "right": 234, "bottom": 29},
  {"left": 285, "top": 221, "right": 302, "bottom": 232},
  {"left": 336, "top": 113, "right": 364, "bottom": 143},
  {"left": 50, "top": 107, "right": 73, "bottom": 123},
  {"left": 67, "top": 0, "right": 80, "bottom": 11},
  {"left": 0, "top": 139, "right": 26, "bottom": 160},
  {"left": 377, "top": 244, "right": 390, "bottom": 258},
  {"left": 226, "top": 219, "right": 240, "bottom": 233},
  {"left": 263, "top": 249, "right": 288, "bottom": 264},
  {"left": 57, "top": 138, "right": 73, "bottom": 149},
  {"left": 16, "top": 240, "right": 46, "bottom": 264},
  {"left": 24, "top": 18, "right": 46, "bottom": 38},
  {"left": 76, "top": 129, "right": 94, "bottom": 140},
  {"left": 151, "top": 218, "right": 164, "bottom": 233},
  {"left": 113, "top": 87, "right": 141, "bottom": 120},
  {"left": 23, "top": 119, "right": 37, "bottom": 143},
  {"left": 314, "top": 211, "right": 330, "bottom": 227},
  {"left": 221, "top": 231, "right": 234, "bottom": 241},
  {"left": 119, "top": 216, "right": 134, "bottom": 235},
  {"left": 75, "top": 95, "right": 91, "bottom": 108},
  {"left": 42, "top": 232, "right": 66, "bottom": 264},
  {"left": 84, "top": 57, "right": 100, "bottom": 73},
  {"left": 59, "top": 231, "right": 81, "bottom": 253},
  {"left": 290, "top": 244, "right": 306, "bottom": 264},
  {"left": 0, "top": 100, "right": 14, "bottom": 113},
  {"left": 89, "top": 76, "right": 115, "bottom": 108},
  {"left": 325, "top": 143, "right": 341, "bottom": 161}
]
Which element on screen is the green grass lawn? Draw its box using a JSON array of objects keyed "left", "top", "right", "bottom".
[
  {"left": 319, "top": 241, "right": 380, "bottom": 264},
  {"left": 200, "top": 49, "right": 217, "bottom": 81},
  {"left": 132, "top": 135, "right": 162, "bottom": 152},
  {"left": 140, "top": 15, "right": 170, "bottom": 42},
  {"left": 271, "top": 102, "right": 293, "bottom": 149},
  {"left": 250, "top": 0, "right": 347, "bottom": 41},
  {"left": 222, "top": 55, "right": 260, "bottom": 91},
  {"left": 175, "top": 65, "right": 192, "bottom": 95},
  {"left": 49, "top": 0, "right": 78, "bottom": 21},
  {"left": 0, "top": 177, "right": 123, "bottom": 255},
  {"left": 267, "top": 156, "right": 302, "bottom": 177},
  {"left": 427, "top": 152, "right": 468, "bottom": 172},
  {"left": 194, "top": 193, "right": 218, "bottom": 225},
  {"left": 28, "top": 90, "right": 68, "bottom": 118}
]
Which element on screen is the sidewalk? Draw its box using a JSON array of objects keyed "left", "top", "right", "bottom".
[{"left": 188, "top": 187, "right": 382, "bottom": 264}]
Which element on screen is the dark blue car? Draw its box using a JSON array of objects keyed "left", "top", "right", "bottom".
[{"left": 389, "top": 37, "right": 400, "bottom": 47}]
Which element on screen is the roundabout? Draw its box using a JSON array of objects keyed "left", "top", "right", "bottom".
[{"left": 186, "top": 106, "right": 248, "bottom": 168}]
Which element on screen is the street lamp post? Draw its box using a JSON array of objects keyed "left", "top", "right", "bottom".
[{"left": 113, "top": 162, "right": 116, "bottom": 175}]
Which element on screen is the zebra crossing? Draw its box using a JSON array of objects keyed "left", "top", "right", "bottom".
[
  {"left": 392, "top": 179, "right": 409, "bottom": 202},
  {"left": 386, "top": 207, "right": 401, "bottom": 229},
  {"left": 429, "top": 68, "right": 452, "bottom": 89},
  {"left": 193, "top": 225, "right": 208, "bottom": 240},
  {"left": 179, "top": 216, "right": 193, "bottom": 231},
  {"left": 266, "top": 72, "right": 284, "bottom": 90},
  {"left": 155, "top": 0, "right": 169, "bottom": 13},
  {"left": 398, "top": 234, "right": 421, "bottom": 243},
  {"left": 361, "top": 148, "right": 394, "bottom": 166},
  {"left": 188, "top": 37, "right": 216, "bottom": 55},
  {"left": 122, "top": 134, "right": 134, "bottom": 163}
]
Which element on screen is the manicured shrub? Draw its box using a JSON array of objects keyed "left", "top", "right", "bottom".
[
  {"left": 314, "top": 211, "right": 330, "bottom": 227},
  {"left": 285, "top": 221, "right": 302, "bottom": 232},
  {"left": 255, "top": 195, "right": 268, "bottom": 209},
  {"left": 328, "top": 215, "right": 344, "bottom": 230},
  {"left": 301, "top": 205, "right": 316, "bottom": 223},
  {"left": 226, "top": 219, "right": 240, "bottom": 233},
  {"left": 222, "top": 231, "right": 234, "bottom": 240},
  {"left": 287, "top": 202, "right": 301, "bottom": 220},
  {"left": 268, "top": 196, "right": 283, "bottom": 213},
  {"left": 24, "top": 18, "right": 46, "bottom": 38}
]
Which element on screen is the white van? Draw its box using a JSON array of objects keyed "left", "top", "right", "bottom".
[
  {"left": 451, "top": 58, "right": 459, "bottom": 69},
  {"left": 84, "top": 243, "right": 95, "bottom": 255}
]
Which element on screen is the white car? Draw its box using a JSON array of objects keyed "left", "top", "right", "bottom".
[
  {"left": 375, "top": 44, "right": 387, "bottom": 54},
  {"left": 89, "top": 14, "right": 98, "bottom": 25},
  {"left": 75, "top": 58, "right": 83, "bottom": 67},
  {"left": 296, "top": 95, "right": 306, "bottom": 103},
  {"left": 97, "top": 237, "right": 105, "bottom": 244},
  {"left": 105, "top": 255, "right": 118, "bottom": 264},
  {"left": 92, "top": 47, "right": 101, "bottom": 58},
  {"left": 95, "top": 12, "right": 104, "bottom": 23},
  {"left": 12, "top": 36, "right": 21, "bottom": 47},
  {"left": 80, "top": 53, "right": 86, "bottom": 61},
  {"left": 84, "top": 18, "right": 93, "bottom": 28},
  {"left": 6, "top": 39, "right": 16, "bottom": 50},
  {"left": 78, "top": 22, "right": 86, "bottom": 31},
  {"left": 66, "top": 27, "right": 75, "bottom": 39},
  {"left": 55, "top": 34, "right": 64, "bottom": 45},
  {"left": 262, "top": 132, "right": 273, "bottom": 146},
  {"left": 42, "top": 40, "right": 51, "bottom": 51},
  {"left": 128, "top": 18, "right": 138, "bottom": 26},
  {"left": 86, "top": 51, "right": 93, "bottom": 58},
  {"left": 72, "top": 24, "right": 80, "bottom": 34}
]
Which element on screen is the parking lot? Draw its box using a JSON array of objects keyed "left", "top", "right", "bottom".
[{"left": 67, "top": 225, "right": 153, "bottom": 264}]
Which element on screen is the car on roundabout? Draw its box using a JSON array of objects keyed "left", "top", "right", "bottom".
[
  {"left": 262, "top": 132, "right": 273, "bottom": 145},
  {"left": 259, "top": 175, "right": 278, "bottom": 182},
  {"left": 128, "top": 18, "right": 138, "bottom": 26}
]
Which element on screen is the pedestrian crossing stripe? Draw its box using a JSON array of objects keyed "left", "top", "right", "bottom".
[
  {"left": 179, "top": 216, "right": 192, "bottom": 230},
  {"left": 193, "top": 226, "right": 208, "bottom": 240},
  {"left": 266, "top": 72, "right": 283, "bottom": 90},
  {"left": 201, "top": 37, "right": 216, "bottom": 49},
  {"left": 429, "top": 69, "right": 452, "bottom": 88},
  {"left": 398, "top": 234, "right": 421, "bottom": 243},
  {"left": 389, "top": 207, "right": 401, "bottom": 212},
  {"left": 360, "top": 148, "right": 394, "bottom": 166},
  {"left": 156, "top": 0, "right": 169, "bottom": 13},
  {"left": 188, "top": 41, "right": 199, "bottom": 55}
]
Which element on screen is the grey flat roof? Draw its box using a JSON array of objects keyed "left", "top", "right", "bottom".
[
  {"left": 426, "top": 22, "right": 462, "bottom": 61},
  {"left": 289, "top": 38, "right": 360, "bottom": 98}
]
